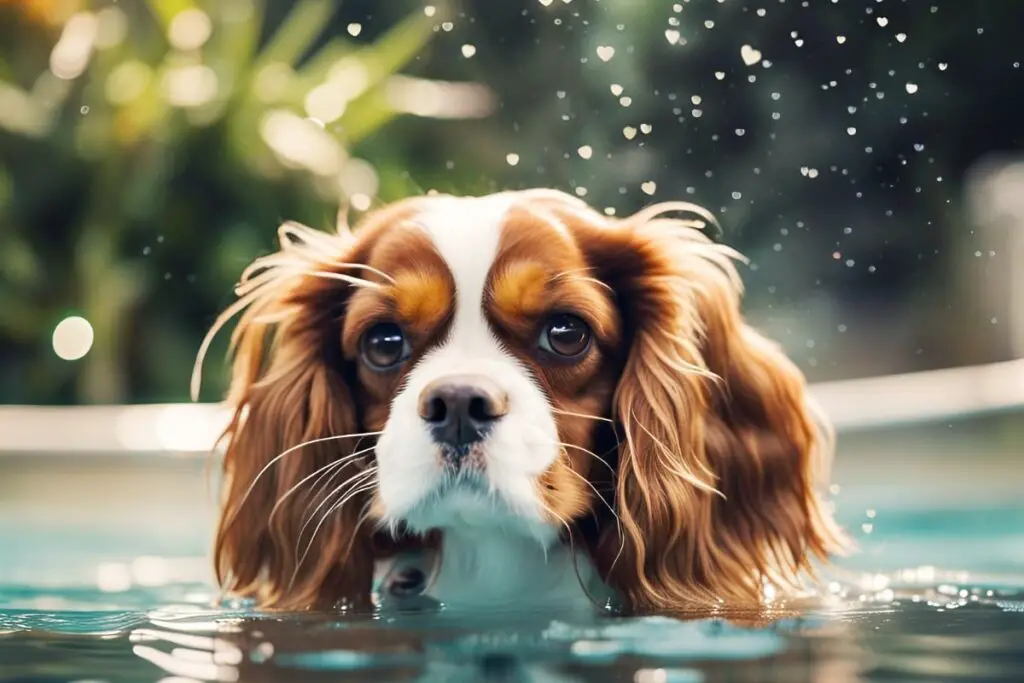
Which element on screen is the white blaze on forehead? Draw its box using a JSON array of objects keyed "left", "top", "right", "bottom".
[{"left": 414, "top": 195, "right": 516, "bottom": 346}]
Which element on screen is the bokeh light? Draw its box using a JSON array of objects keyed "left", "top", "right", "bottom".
[{"left": 51, "top": 315, "right": 94, "bottom": 361}]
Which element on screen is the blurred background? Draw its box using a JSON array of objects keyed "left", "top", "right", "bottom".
[{"left": 1, "top": 0, "right": 1023, "bottom": 406}]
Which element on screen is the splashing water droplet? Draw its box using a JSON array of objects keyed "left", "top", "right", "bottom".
[{"left": 740, "top": 44, "right": 762, "bottom": 66}]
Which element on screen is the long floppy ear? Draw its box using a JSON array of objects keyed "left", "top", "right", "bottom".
[
  {"left": 193, "top": 222, "right": 378, "bottom": 610},
  {"left": 555, "top": 199, "right": 849, "bottom": 613}
]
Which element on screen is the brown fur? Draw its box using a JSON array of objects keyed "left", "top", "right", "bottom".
[{"left": 197, "top": 189, "right": 848, "bottom": 613}]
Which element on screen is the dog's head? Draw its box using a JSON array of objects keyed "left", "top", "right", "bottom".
[{"left": 198, "top": 189, "right": 846, "bottom": 611}]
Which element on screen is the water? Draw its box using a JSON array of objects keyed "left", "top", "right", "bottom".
[{"left": 2, "top": 499, "right": 1023, "bottom": 682}]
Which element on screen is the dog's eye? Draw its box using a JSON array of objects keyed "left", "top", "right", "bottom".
[
  {"left": 360, "top": 322, "right": 411, "bottom": 371},
  {"left": 538, "top": 314, "right": 592, "bottom": 359}
]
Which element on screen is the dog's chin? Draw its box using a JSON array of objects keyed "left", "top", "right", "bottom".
[{"left": 387, "top": 467, "right": 550, "bottom": 539}]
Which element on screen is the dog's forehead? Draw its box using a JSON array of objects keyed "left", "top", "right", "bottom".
[{"left": 405, "top": 194, "right": 579, "bottom": 292}]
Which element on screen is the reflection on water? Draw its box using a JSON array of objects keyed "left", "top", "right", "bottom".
[
  {"left": 1, "top": 575, "right": 1023, "bottom": 682},
  {"left": 2, "top": 501, "right": 1024, "bottom": 682}
]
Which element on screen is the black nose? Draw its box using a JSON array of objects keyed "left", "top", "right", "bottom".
[{"left": 418, "top": 375, "right": 509, "bottom": 453}]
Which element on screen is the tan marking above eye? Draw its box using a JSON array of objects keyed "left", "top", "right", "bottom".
[
  {"left": 388, "top": 269, "right": 454, "bottom": 332},
  {"left": 491, "top": 261, "right": 549, "bottom": 318}
]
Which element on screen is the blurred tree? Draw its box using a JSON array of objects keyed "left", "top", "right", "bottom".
[{"left": 0, "top": 0, "right": 490, "bottom": 404}]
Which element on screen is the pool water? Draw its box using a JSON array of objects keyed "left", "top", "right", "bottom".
[{"left": 2, "top": 494, "right": 1023, "bottom": 682}]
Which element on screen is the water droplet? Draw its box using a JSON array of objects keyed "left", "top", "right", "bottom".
[
  {"left": 847, "top": 127, "right": 857, "bottom": 135},
  {"left": 596, "top": 45, "right": 615, "bottom": 61},
  {"left": 424, "top": 5, "right": 437, "bottom": 16},
  {"left": 619, "top": 96, "right": 632, "bottom": 107},
  {"left": 914, "top": 143, "right": 925, "bottom": 151},
  {"left": 691, "top": 94, "right": 702, "bottom": 105},
  {"left": 740, "top": 44, "right": 762, "bottom": 66},
  {"left": 794, "top": 38, "right": 804, "bottom": 47},
  {"left": 347, "top": 23, "right": 362, "bottom": 37},
  {"left": 610, "top": 84, "right": 623, "bottom": 96},
  {"left": 704, "top": 20, "right": 715, "bottom": 29},
  {"left": 506, "top": 153, "right": 520, "bottom": 166},
  {"left": 640, "top": 123, "right": 652, "bottom": 134},
  {"left": 732, "top": 191, "right": 742, "bottom": 199},
  {"left": 539, "top": 0, "right": 554, "bottom": 5},
  {"left": 461, "top": 44, "right": 476, "bottom": 58},
  {"left": 623, "top": 126, "right": 637, "bottom": 140},
  {"left": 896, "top": 32, "right": 907, "bottom": 43},
  {"left": 905, "top": 82, "right": 919, "bottom": 94},
  {"left": 836, "top": 35, "right": 846, "bottom": 44},
  {"left": 80, "top": 105, "right": 89, "bottom": 114},
  {"left": 577, "top": 145, "right": 593, "bottom": 159},
  {"left": 441, "top": 21, "right": 454, "bottom": 31},
  {"left": 665, "top": 29, "right": 680, "bottom": 44},
  {"left": 877, "top": 17, "right": 889, "bottom": 27},
  {"left": 714, "top": 71, "right": 726, "bottom": 80},
  {"left": 641, "top": 181, "right": 657, "bottom": 195}
]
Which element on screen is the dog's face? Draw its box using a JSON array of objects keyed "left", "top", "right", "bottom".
[
  {"left": 200, "top": 189, "right": 846, "bottom": 612},
  {"left": 353, "top": 195, "right": 621, "bottom": 541}
]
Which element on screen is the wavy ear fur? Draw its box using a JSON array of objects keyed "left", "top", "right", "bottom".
[
  {"left": 540, "top": 195, "right": 849, "bottom": 612},
  {"left": 195, "top": 222, "right": 378, "bottom": 610}
]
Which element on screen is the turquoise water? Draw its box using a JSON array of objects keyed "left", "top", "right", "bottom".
[{"left": 2, "top": 498, "right": 1024, "bottom": 682}]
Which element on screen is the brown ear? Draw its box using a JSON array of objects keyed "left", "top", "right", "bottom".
[
  {"left": 195, "top": 222, "right": 377, "bottom": 610},
  {"left": 556, "top": 200, "right": 849, "bottom": 613}
]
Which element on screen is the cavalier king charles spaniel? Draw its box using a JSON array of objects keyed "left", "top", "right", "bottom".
[{"left": 193, "top": 188, "right": 848, "bottom": 615}]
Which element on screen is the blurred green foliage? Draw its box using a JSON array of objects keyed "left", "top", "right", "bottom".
[
  {"left": 0, "top": 0, "right": 467, "bottom": 404},
  {"left": 2, "top": 0, "right": 1022, "bottom": 405}
]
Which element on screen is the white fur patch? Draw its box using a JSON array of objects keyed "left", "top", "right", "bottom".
[{"left": 371, "top": 194, "right": 595, "bottom": 611}]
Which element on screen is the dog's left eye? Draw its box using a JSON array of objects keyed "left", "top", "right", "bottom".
[
  {"left": 538, "top": 314, "right": 592, "bottom": 359},
  {"left": 360, "top": 322, "right": 411, "bottom": 371}
]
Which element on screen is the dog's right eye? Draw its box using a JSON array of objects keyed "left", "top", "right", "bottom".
[{"left": 360, "top": 322, "right": 411, "bottom": 371}]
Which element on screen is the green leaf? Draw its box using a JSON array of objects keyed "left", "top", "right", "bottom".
[
  {"left": 145, "top": 0, "right": 198, "bottom": 31},
  {"left": 356, "top": 10, "right": 437, "bottom": 82},
  {"left": 256, "top": 0, "right": 335, "bottom": 69}
]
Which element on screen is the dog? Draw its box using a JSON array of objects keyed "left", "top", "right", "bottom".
[{"left": 193, "top": 188, "right": 847, "bottom": 614}]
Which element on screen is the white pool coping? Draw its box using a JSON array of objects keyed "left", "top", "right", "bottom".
[{"left": 1, "top": 359, "right": 1022, "bottom": 455}]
